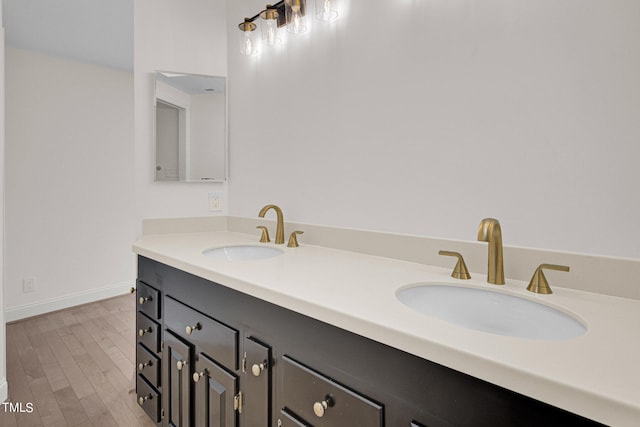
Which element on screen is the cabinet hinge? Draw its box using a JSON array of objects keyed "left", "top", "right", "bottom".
[
  {"left": 242, "top": 352, "right": 247, "bottom": 373},
  {"left": 233, "top": 391, "right": 243, "bottom": 414},
  {"left": 161, "top": 340, "right": 164, "bottom": 351},
  {"left": 161, "top": 408, "right": 165, "bottom": 419}
]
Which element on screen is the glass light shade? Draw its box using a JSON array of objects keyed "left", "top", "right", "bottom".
[
  {"left": 260, "top": 8, "right": 282, "bottom": 46},
  {"left": 315, "top": 0, "right": 338, "bottom": 22},
  {"left": 238, "top": 20, "right": 259, "bottom": 56},
  {"left": 285, "top": 0, "right": 308, "bottom": 34}
]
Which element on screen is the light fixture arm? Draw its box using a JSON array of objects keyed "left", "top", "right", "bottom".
[{"left": 239, "top": 1, "right": 287, "bottom": 29}]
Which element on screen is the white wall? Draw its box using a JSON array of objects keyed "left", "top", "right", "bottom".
[
  {"left": 0, "top": 0, "right": 7, "bottom": 402},
  {"left": 134, "top": 0, "right": 228, "bottom": 236},
  {"left": 226, "top": 0, "right": 640, "bottom": 259},
  {"left": 4, "top": 48, "right": 136, "bottom": 319}
]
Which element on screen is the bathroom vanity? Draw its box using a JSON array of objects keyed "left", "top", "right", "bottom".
[
  {"left": 133, "top": 229, "right": 640, "bottom": 427},
  {"left": 135, "top": 256, "right": 600, "bottom": 427}
]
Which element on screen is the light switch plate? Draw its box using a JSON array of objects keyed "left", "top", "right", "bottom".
[{"left": 208, "top": 192, "right": 222, "bottom": 211}]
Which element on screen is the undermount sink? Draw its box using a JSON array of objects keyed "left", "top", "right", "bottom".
[
  {"left": 396, "top": 283, "right": 586, "bottom": 340},
  {"left": 202, "top": 245, "right": 284, "bottom": 261}
]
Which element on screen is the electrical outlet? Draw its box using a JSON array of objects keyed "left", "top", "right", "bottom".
[
  {"left": 209, "top": 192, "right": 223, "bottom": 212},
  {"left": 23, "top": 277, "right": 36, "bottom": 293}
]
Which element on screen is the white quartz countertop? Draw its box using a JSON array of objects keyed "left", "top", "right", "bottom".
[{"left": 133, "top": 231, "right": 640, "bottom": 426}]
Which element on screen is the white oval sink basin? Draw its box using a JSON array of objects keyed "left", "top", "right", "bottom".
[
  {"left": 396, "top": 283, "right": 586, "bottom": 340},
  {"left": 202, "top": 245, "right": 284, "bottom": 261}
]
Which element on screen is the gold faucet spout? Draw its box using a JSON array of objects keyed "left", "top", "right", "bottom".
[
  {"left": 477, "top": 218, "right": 505, "bottom": 285},
  {"left": 258, "top": 204, "right": 285, "bottom": 244}
]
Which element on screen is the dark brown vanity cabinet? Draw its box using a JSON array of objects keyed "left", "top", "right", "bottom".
[{"left": 136, "top": 256, "right": 603, "bottom": 427}]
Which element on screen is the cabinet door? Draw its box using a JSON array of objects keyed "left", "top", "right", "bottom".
[
  {"left": 242, "top": 337, "right": 272, "bottom": 427},
  {"left": 194, "top": 353, "right": 238, "bottom": 427},
  {"left": 164, "top": 330, "right": 194, "bottom": 427}
]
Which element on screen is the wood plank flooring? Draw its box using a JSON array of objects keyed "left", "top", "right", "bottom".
[{"left": 0, "top": 294, "right": 156, "bottom": 427}]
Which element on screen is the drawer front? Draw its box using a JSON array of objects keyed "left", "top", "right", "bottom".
[
  {"left": 137, "top": 374, "right": 161, "bottom": 423},
  {"left": 136, "top": 280, "right": 160, "bottom": 320},
  {"left": 282, "top": 355, "right": 384, "bottom": 427},
  {"left": 137, "top": 343, "right": 161, "bottom": 388},
  {"left": 164, "top": 296, "right": 238, "bottom": 370},
  {"left": 280, "top": 408, "right": 311, "bottom": 427},
  {"left": 137, "top": 311, "right": 160, "bottom": 354}
]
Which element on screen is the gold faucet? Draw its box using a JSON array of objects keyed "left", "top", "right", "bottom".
[
  {"left": 477, "top": 218, "right": 505, "bottom": 285},
  {"left": 258, "top": 204, "right": 285, "bottom": 244}
]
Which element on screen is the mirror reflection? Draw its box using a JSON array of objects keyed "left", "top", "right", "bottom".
[{"left": 155, "top": 72, "right": 227, "bottom": 182}]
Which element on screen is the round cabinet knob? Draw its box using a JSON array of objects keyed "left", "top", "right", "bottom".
[
  {"left": 313, "top": 396, "right": 334, "bottom": 418},
  {"left": 138, "top": 394, "right": 152, "bottom": 405},
  {"left": 138, "top": 327, "right": 152, "bottom": 337},
  {"left": 176, "top": 360, "right": 188, "bottom": 371},
  {"left": 251, "top": 362, "right": 266, "bottom": 377},
  {"left": 129, "top": 287, "right": 136, "bottom": 294},
  {"left": 193, "top": 370, "right": 207, "bottom": 383},
  {"left": 138, "top": 361, "right": 152, "bottom": 371},
  {"left": 185, "top": 323, "right": 201, "bottom": 335},
  {"left": 139, "top": 296, "right": 152, "bottom": 305}
]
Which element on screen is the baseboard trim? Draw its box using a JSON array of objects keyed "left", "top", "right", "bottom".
[
  {"left": 5, "top": 282, "right": 135, "bottom": 322},
  {"left": 0, "top": 379, "right": 7, "bottom": 402}
]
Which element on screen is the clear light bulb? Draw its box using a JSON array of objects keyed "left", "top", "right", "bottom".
[
  {"left": 267, "top": 27, "right": 276, "bottom": 45},
  {"left": 292, "top": 7, "right": 305, "bottom": 32},
  {"left": 244, "top": 33, "right": 255, "bottom": 55}
]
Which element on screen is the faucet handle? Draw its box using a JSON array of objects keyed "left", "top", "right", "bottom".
[
  {"left": 256, "top": 226, "right": 271, "bottom": 243},
  {"left": 438, "top": 251, "right": 471, "bottom": 280},
  {"left": 287, "top": 231, "right": 304, "bottom": 248},
  {"left": 527, "top": 264, "right": 570, "bottom": 294}
]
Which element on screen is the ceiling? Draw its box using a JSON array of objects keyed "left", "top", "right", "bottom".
[{"left": 3, "top": 0, "right": 133, "bottom": 71}]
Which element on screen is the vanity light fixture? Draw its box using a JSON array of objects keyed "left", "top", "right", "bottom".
[
  {"left": 285, "top": 0, "right": 308, "bottom": 34},
  {"left": 238, "top": 0, "right": 338, "bottom": 55},
  {"left": 238, "top": 0, "right": 308, "bottom": 48},
  {"left": 315, "top": 0, "right": 338, "bottom": 22},
  {"left": 259, "top": 5, "right": 283, "bottom": 46},
  {"left": 238, "top": 18, "right": 259, "bottom": 56}
]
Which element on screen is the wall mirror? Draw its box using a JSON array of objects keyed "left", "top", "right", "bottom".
[{"left": 154, "top": 71, "right": 227, "bottom": 182}]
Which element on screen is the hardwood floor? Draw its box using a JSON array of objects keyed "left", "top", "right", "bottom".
[{"left": 0, "top": 294, "right": 156, "bottom": 427}]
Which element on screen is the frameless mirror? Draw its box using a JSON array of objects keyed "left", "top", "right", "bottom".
[{"left": 154, "top": 71, "right": 227, "bottom": 182}]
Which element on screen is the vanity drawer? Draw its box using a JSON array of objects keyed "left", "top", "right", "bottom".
[
  {"left": 164, "top": 296, "right": 239, "bottom": 369},
  {"left": 280, "top": 408, "right": 311, "bottom": 426},
  {"left": 282, "top": 355, "right": 384, "bottom": 427},
  {"left": 136, "top": 374, "right": 161, "bottom": 423},
  {"left": 136, "top": 280, "right": 160, "bottom": 320},
  {"left": 136, "top": 343, "right": 161, "bottom": 388},
  {"left": 137, "top": 311, "right": 160, "bottom": 354}
]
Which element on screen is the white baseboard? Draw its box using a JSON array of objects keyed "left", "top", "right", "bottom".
[
  {"left": 5, "top": 282, "right": 135, "bottom": 322},
  {"left": 0, "top": 379, "right": 7, "bottom": 402}
]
